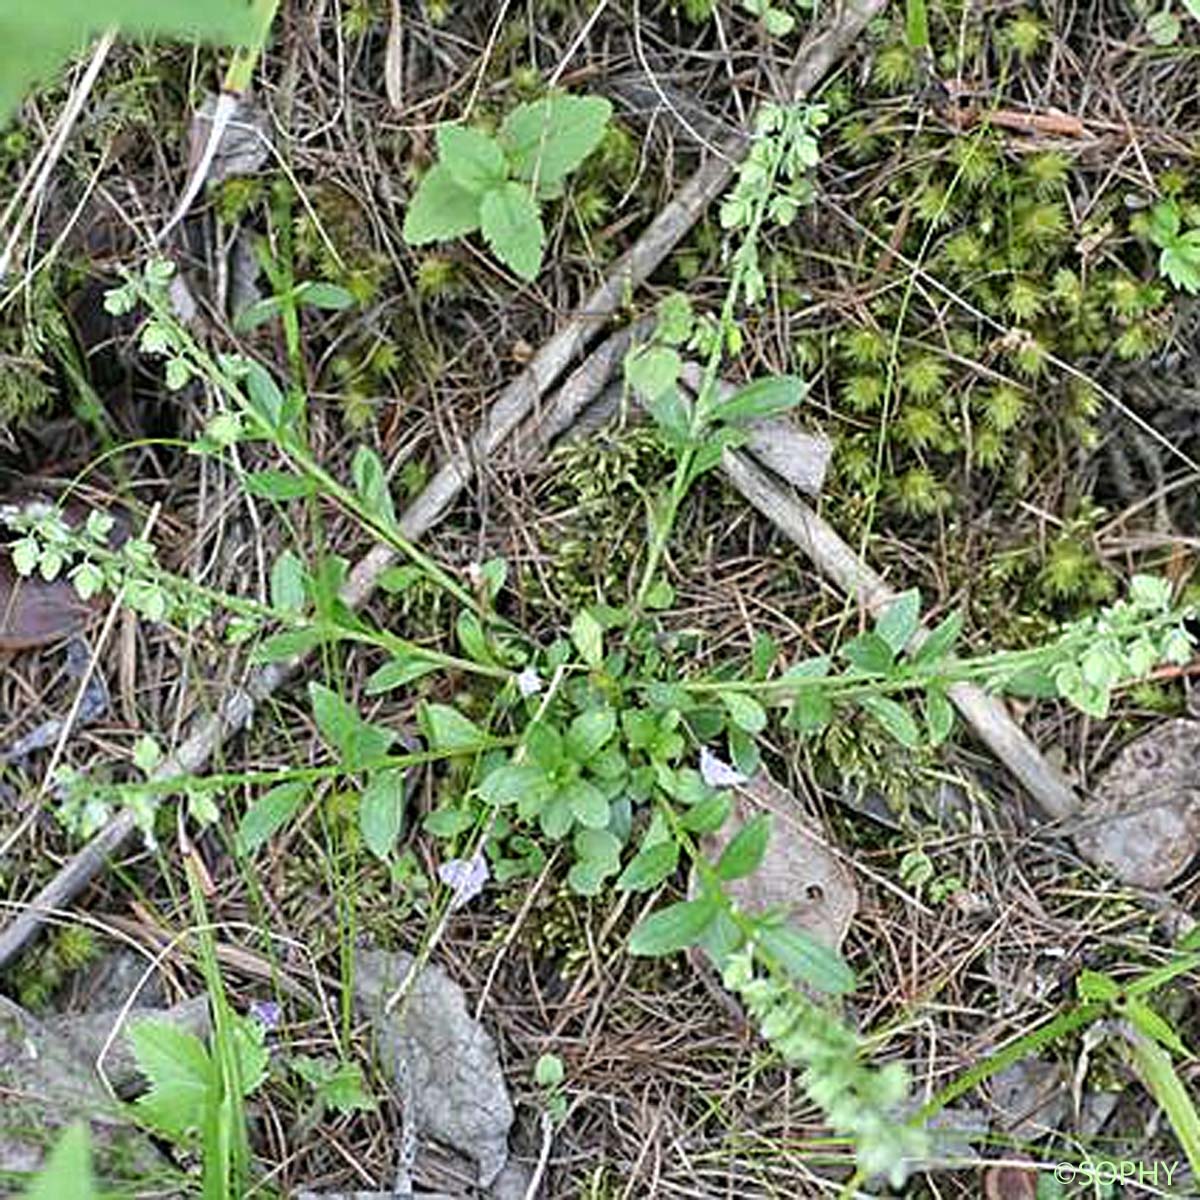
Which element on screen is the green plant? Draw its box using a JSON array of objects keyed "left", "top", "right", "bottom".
[
  {"left": 21, "top": 1122, "right": 96, "bottom": 1200},
  {"left": 402, "top": 94, "right": 613, "bottom": 280},
  {"left": 534, "top": 1052, "right": 568, "bottom": 1125},
  {"left": 1145, "top": 199, "right": 1200, "bottom": 293},
  {"left": 291, "top": 1055, "right": 376, "bottom": 1122}
]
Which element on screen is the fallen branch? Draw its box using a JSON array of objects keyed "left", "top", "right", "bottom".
[{"left": 0, "top": 0, "right": 889, "bottom": 970}]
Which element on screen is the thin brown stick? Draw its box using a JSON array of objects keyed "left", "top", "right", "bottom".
[{"left": 0, "top": 0, "right": 890, "bottom": 971}]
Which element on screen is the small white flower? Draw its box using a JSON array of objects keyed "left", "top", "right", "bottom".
[
  {"left": 699, "top": 746, "right": 748, "bottom": 788},
  {"left": 438, "top": 853, "right": 490, "bottom": 911},
  {"left": 516, "top": 667, "right": 542, "bottom": 697}
]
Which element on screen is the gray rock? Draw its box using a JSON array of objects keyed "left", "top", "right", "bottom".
[{"left": 354, "top": 950, "right": 514, "bottom": 1189}]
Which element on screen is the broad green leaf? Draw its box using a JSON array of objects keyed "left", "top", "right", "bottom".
[
  {"left": 564, "top": 778, "right": 609, "bottom": 828},
  {"left": 23, "top": 1123, "right": 96, "bottom": 1200},
  {"left": 360, "top": 769, "right": 405, "bottom": 860},
  {"left": 479, "top": 182, "right": 545, "bottom": 280},
  {"left": 567, "top": 857, "right": 610, "bottom": 895},
  {"left": 910, "top": 610, "right": 963, "bottom": 666},
  {"left": 500, "top": 94, "right": 613, "bottom": 187},
  {"left": 574, "top": 826, "right": 621, "bottom": 865},
  {"left": 841, "top": 631, "right": 895, "bottom": 674},
  {"left": 402, "top": 163, "right": 482, "bottom": 244},
  {"left": 250, "top": 628, "right": 330, "bottom": 664},
  {"left": 715, "top": 813, "right": 771, "bottom": 881},
  {"left": 0, "top": 1, "right": 257, "bottom": 122},
  {"left": 129, "top": 1018, "right": 213, "bottom": 1138},
  {"left": 436, "top": 124, "right": 507, "bottom": 194},
  {"left": 758, "top": 925, "right": 856, "bottom": 995},
  {"left": 570, "top": 608, "right": 604, "bottom": 668},
  {"left": 680, "top": 791, "right": 732, "bottom": 833},
  {"left": 309, "top": 682, "right": 395, "bottom": 770},
  {"left": 419, "top": 702, "right": 487, "bottom": 752},
  {"left": 364, "top": 653, "right": 440, "bottom": 693},
  {"left": 924, "top": 686, "right": 954, "bottom": 746},
  {"left": 860, "top": 695, "right": 921, "bottom": 748},
  {"left": 710, "top": 375, "right": 806, "bottom": 426},
  {"left": 270, "top": 550, "right": 306, "bottom": 615},
  {"left": 616, "top": 839, "right": 679, "bottom": 891},
  {"left": 534, "top": 1053, "right": 564, "bottom": 1088},
  {"left": 627, "top": 896, "right": 719, "bottom": 956},
  {"left": 624, "top": 344, "right": 682, "bottom": 402},
  {"left": 1147, "top": 9, "right": 1182, "bottom": 45},
  {"left": 236, "top": 781, "right": 308, "bottom": 854},
  {"left": 294, "top": 280, "right": 356, "bottom": 311},
  {"left": 423, "top": 806, "right": 473, "bottom": 837},
  {"left": 233, "top": 295, "right": 283, "bottom": 332},
  {"left": 644, "top": 387, "right": 692, "bottom": 443},
  {"left": 244, "top": 469, "right": 319, "bottom": 500},
  {"left": 1075, "top": 970, "right": 1120, "bottom": 1003},
  {"left": 719, "top": 691, "right": 767, "bottom": 734},
  {"left": 781, "top": 655, "right": 831, "bottom": 680},
  {"left": 566, "top": 708, "right": 617, "bottom": 762},
  {"left": 351, "top": 445, "right": 396, "bottom": 528},
  {"left": 244, "top": 361, "right": 285, "bottom": 430},
  {"left": 480, "top": 763, "right": 547, "bottom": 806},
  {"left": 786, "top": 687, "right": 832, "bottom": 734},
  {"left": 875, "top": 589, "right": 921, "bottom": 654}
]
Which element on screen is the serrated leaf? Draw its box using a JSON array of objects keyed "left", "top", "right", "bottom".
[
  {"left": 711, "top": 374, "right": 806, "bottom": 426},
  {"left": 24, "top": 1123, "right": 96, "bottom": 1200},
  {"left": 719, "top": 690, "right": 767, "bottom": 734},
  {"left": 500, "top": 94, "right": 613, "bottom": 187},
  {"left": 402, "top": 163, "right": 482, "bottom": 244},
  {"left": 627, "top": 896, "right": 719, "bottom": 956},
  {"left": 419, "top": 702, "right": 487, "bottom": 752},
  {"left": 360, "top": 768, "right": 405, "bottom": 860},
  {"left": 875, "top": 589, "right": 921, "bottom": 654},
  {"left": 616, "top": 838, "right": 679, "bottom": 891},
  {"left": 309, "top": 682, "right": 395, "bottom": 770},
  {"left": 129, "top": 1018, "right": 214, "bottom": 1138},
  {"left": 758, "top": 925, "right": 856, "bottom": 995},
  {"left": 860, "top": 695, "right": 921, "bottom": 748},
  {"left": 364, "top": 654, "right": 440, "bottom": 694},
  {"left": 0, "top": 1, "right": 256, "bottom": 122},
  {"left": 479, "top": 182, "right": 545, "bottom": 280},
  {"left": 715, "top": 813, "right": 771, "bottom": 881},
  {"left": 236, "top": 781, "right": 308, "bottom": 855},
  {"left": 436, "top": 124, "right": 507, "bottom": 194}
]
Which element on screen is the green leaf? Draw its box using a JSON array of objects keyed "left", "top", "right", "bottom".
[
  {"left": 680, "top": 791, "right": 732, "bottom": 833},
  {"left": 570, "top": 608, "right": 604, "bottom": 668},
  {"left": 437, "top": 124, "right": 507, "bottom": 194},
  {"left": 0, "top": 1, "right": 257, "bottom": 122},
  {"left": 499, "top": 94, "right": 613, "bottom": 187},
  {"left": 719, "top": 691, "right": 767, "bottom": 734},
  {"left": 566, "top": 708, "right": 617, "bottom": 762},
  {"left": 875, "top": 589, "right": 921, "bottom": 655},
  {"left": 360, "top": 769, "right": 405, "bottom": 860},
  {"left": 423, "top": 806, "right": 473, "bottom": 837},
  {"left": 1160, "top": 239, "right": 1200, "bottom": 294},
  {"left": 786, "top": 687, "right": 832, "bottom": 734},
  {"left": 644, "top": 387, "right": 692, "bottom": 443},
  {"left": 716, "top": 813, "right": 771, "bottom": 881},
  {"left": 351, "top": 445, "right": 396, "bottom": 528},
  {"left": 1147, "top": 9, "right": 1182, "bottom": 45},
  {"left": 250, "top": 628, "right": 329, "bottom": 664},
  {"left": 270, "top": 550, "right": 307, "bottom": 615},
  {"left": 129, "top": 1018, "right": 214, "bottom": 1138},
  {"left": 1127, "top": 999, "right": 1189, "bottom": 1057},
  {"left": 244, "top": 469, "right": 319, "bottom": 500},
  {"left": 841, "top": 631, "right": 895, "bottom": 674},
  {"left": 1076, "top": 970, "right": 1121, "bottom": 1003},
  {"left": 364, "top": 653, "right": 440, "bottom": 693},
  {"left": 419, "top": 702, "right": 487, "bottom": 752},
  {"left": 23, "top": 1122, "right": 96, "bottom": 1200},
  {"left": 905, "top": 0, "right": 929, "bottom": 50},
  {"left": 244, "top": 362, "right": 286, "bottom": 430},
  {"left": 480, "top": 762, "right": 548, "bottom": 806},
  {"left": 616, "top": 838, "right": 679, "bottom": 891},
  {"left": 710, "top": 374, "right": 806, "bottom": 426},
  {"left": 924, "top": 686, "right": 954, "bottom": 746},
  {"left": 402, "top": 163, "right": 482, "bottom": 244},
  {"left": 563, "top": 778, "right": 609, "bottom": 828},
  {"left": 758, "top": 925, "right": 856, "bottom": 995},
  {"left": 294, "top": 280, "right": 356, "bottom": 311},
  {"left": 624, "top": 344, "right": 682, "bottom": 402},
  {"left": 479, "top": 182, "right": 545, "bottom": 280},
  {"left": 233, "top": 295, "right": 283, "bottom": 332},
  {"left": 859, "top": 695, "right": 921, "bottom": 748},
  {"left": 534, "top": 1053, "right": 564, "bottom": 1088},
  {"left": 236, "top": 781, "right": 308, "bottom": 855},
  {"left": 309, "top": 682, "right": 395, "bottom": 770},
  {"left": 627, "top": 897, "right": 719, "bottom": 956},
  {"left": 574, "top": 826, "right": 621, "bottom": 865},
  {"left": 910, "top": 610, "right": 963, "bottom": 666}
]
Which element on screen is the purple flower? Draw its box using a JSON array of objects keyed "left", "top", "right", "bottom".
[
  {"left": 699, "top": 746, "right": 748, "bottom": 788},
  {"left": 438, "top": 852, "right": 490, "bottom": 910},
  {"left": 248, "top": 999, "right": 281, "bottom": 1030},
  {"left": 516, "top": 667, "right": 542, "bottom": 697}
]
